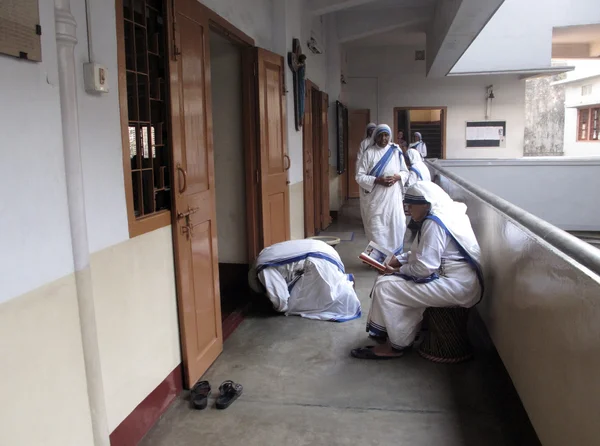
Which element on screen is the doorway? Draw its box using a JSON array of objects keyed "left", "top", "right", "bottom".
[
  {"left": 165, "top": 0, "right": 290, "bottom": 388},
  {"left": 394, "top": 107, "right": 447, "bottom": 159},
  {"left": 209, "top": 31, "right": 250, "bottom": 337},
  {"left": 303, "top": 80, "right": 331, "bottom": 237}
]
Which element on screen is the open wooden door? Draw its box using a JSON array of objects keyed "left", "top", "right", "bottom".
[
  {"left": 320, "top": 92, "right": 331, "bottom": 230},
  {"left": 348, "top": 109, "right": 370, "bottom": 198},
  {"left": 256, "top": 48, "right": 290, "bottom": 246},
  {"left": 312, "top": 88, "right": 322, "bottom": 233},
  {"left": 169, "top": 0, "right": 222, "bottom": 388},
  {"left": 303, "top": 82, "right": 315, "bottom": 237}
]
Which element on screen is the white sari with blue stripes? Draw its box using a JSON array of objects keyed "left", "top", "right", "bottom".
[
  {"left": 356, "top": 143, "right": 409, "bottom": 254},
  {"left": 250, "top": 239, "right": 361, "bottom": 322},
  {"left": 405, "top": 148, "right": 431, "bottom": 189}
]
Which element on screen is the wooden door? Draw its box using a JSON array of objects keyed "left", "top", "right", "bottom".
[
  {"left": 303, "top": 83, "right": 315, "bottom": 237},
  {"left": 169, "top": 0, "right": 222, "bottom": 388},
  {"left": 312, "top": 88, "right": 322, "bottom": 233},
  {"left": 256, "top": 48, "right": 290, "bottom": 246},
  {"left": 320, "top": 92, "right": 331, "bottom": 230},
  {"left": 348, "top": 109, "right": 370, "bottom": 198}
]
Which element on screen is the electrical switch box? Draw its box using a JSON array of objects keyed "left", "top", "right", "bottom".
[{"left": 83, "top": 62, "right": 109, "bottom": 93}]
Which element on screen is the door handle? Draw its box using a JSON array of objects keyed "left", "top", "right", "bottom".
[
  {"left": 284, "top": 154, "right": 291, "bottom": 171},
  {"left": 177, "top": 163, "right": 187, "bottom": 194},
  {"left": 177, "top": 205, "right": 199, "bottom": 220}
]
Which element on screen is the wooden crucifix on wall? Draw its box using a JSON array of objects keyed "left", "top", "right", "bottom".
[{"left": 287, "top": 38, "right": 306, "bottom": 131}]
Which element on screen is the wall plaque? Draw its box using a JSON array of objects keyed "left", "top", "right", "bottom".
[{"left": 0, "top": 0, "right": 42, "bottom": 62}]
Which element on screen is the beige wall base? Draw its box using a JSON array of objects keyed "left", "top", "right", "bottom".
[{"left": 289, "top": 181, "right": 305, "bottom": 240}]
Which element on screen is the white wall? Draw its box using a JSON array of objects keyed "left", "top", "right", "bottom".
[
  {"left": 344, "top": 46, "right": 526, "bottom": 159},
  {"left": 436, "top": 158, "right": 600, "bottom": 231},
  {"left": 452, "top": 0, "right": 600, "bottom": 74},
  {"left": 210, "top": 33, "right": 248, "bottom": 264},
  {"left": 0, "top": 1, "right": 75, "bottom": 304}
]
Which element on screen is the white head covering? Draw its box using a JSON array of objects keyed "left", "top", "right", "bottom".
[
  {"left": 404, "top": 182, "right": 482, "bottom": 281},
  {"left": 405, "top": 148, "right": 422, "bottom": 165},
  {"left": 365, "top": 122, "right": 377, "bottom": 137},
  {"left": 370, "top": 124, "right": 393, "bottom": 147},
  {"left": 414, "top": 132, "right": 422, "bottom": 141}
]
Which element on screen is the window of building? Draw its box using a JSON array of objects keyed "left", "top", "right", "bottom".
[
  {"left": 118, "top": 0, "right": 172, "bottom": 236},
  {"left": 577, "top": 106, "right": 600, "bottom": 142},
  {"left": 581, "top": 85, "right": 593, "bottom": 96}
]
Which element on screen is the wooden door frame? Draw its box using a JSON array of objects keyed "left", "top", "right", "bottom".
[
  {"left": 303, "top": 79, "right": 319, "bottom": 237},
  {"left": 393, "top": 106, "right": 447, "bottom": 159}
]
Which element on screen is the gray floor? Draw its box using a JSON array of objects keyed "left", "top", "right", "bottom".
[{"left": 141, "top": 200, "right": 540, "bottom": 446}]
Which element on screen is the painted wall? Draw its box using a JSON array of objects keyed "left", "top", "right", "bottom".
[
  {"left": 563, "top": 76, "right": 600, "bottom": 157},
  {"left": 344, "top": 46, "right": 526, "bottom": 159},
  {"left": 436, "top": 158, "right": 600, "bottom": 231},
  {"left": 452, "top": 0, "right": 600, "bottom": 74},
  {"left": 410, "top": 109, "right": 441, "bottom": 122},
  {"left": 210, "top": 33, "right": 248, "bottom": 264}
]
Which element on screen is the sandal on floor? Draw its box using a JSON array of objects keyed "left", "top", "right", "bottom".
[
  {"left": 190, "top": 380, "right": 211, "bottom": 410},
  {"left": 351, "top": 346, "right": 405, "bottom": 360},
  {"left": 216, "top": 380, "right": 243, "bottom": 410}
]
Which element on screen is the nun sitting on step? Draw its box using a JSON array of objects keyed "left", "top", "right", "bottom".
[
  {"left": 248, "top": 239, "right": 361, "bottom": 322},
  {"left": 351, "top": 182, "right": 484, "bottom": 359}
]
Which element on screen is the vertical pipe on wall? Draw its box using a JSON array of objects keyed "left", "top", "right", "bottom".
[{"left": 54, "top": 1, "right": 110, "bottom": 445}]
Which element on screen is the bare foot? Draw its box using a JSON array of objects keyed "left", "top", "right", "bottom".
[{"left": 372, "top": 342, "right": 405, "bottom": 357}]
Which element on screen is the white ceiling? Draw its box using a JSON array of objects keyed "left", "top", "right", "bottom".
[
  {"left": 553, "top": 24, "right": 600, "bottom": 44},
  {"left": 342, "top": 0, "right": 436, "bottom": 13},
  {"left": 343, "top": 28, "right": 426, "bottom": 48}
]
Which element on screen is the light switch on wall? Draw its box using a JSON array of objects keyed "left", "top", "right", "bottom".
[{"left": 83, "top": 62, "right": 109, "bottom": 93}]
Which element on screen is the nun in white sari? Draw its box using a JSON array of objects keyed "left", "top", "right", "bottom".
[
  {"left": 248, "top": 239, "right": 361, "bottom": 322},
  {"left": 356, "top": 124, "right": 409, "bottom": 254},
  {"left": 409, "top": 132, "right": 427, "bottom": 158},
  {"left": 404, "top": 148, "right": 431, "bottom": 189},
  {"left": 351, "top": 182, "right": 483, "bottom": 359}
]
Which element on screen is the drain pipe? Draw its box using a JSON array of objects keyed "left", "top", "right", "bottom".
[{"left": 54, "top": 1, "right": 110, "bottom": 445}]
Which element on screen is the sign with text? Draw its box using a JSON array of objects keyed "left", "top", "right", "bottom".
[{"left": 465, "top": 121, "right": 506, "bottom": 148}]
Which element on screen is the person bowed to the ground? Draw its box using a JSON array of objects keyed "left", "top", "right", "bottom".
[
  {"left": 355, "top": 124, "right": 409, "bottom": 254},
  {"left": 248, "top": 239, "right": 361, "bottom": 322},
  {"left": 351, "top": 182, "right": 484, "bottom": 359}
]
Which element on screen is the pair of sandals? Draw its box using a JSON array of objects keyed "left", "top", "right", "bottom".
[{"left": 190, "top": 380, "right": 243, "bottom": 410}]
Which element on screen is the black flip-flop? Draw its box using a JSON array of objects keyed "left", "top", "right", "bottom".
[
  {"left": 351, "top": 346, "right": 404, "bottom": 360},
  {"left": 215, "top": 380, "right": 243, "bottom": 410},
  {"left": 190, "top": 380, "right": 211, "bottom": 410}
]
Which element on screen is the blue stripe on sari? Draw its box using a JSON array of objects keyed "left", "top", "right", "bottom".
[
  {"left": 329, "top": 306, "right": 362, "bottom": 322},
  {"left": 257, "top": 252, "right": 345, "bottom": 274},
  {"left": 409, "top": 166, "right": 423, "bottom": 180},
  {"left": 368, "top": 144, "right": 400, "bottom": 178},
  {"left": 424, "top": 215, "right": 485, "bottom": 301}
]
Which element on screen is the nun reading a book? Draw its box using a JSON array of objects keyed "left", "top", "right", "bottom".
[{"left": 351, "top": 182, "right": 484, "bottom": 359}]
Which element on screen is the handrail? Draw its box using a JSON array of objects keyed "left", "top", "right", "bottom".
[{"left": 427, "top": 160, "right": 600, "bottom": 276}]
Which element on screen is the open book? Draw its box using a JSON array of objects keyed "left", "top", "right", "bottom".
[{"left": 359, "top": 241, "right": 394, "bottom": 272}]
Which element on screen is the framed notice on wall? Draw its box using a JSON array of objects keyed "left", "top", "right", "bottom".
[
  {"left": 465, "top": 121, "right": 506, "bottom": 148},
  {"left": 336, "top": 101, "right": 348, "bottom": 174},
  {"left": 0, "top": 0, "right": 42, "bottom": 62}
]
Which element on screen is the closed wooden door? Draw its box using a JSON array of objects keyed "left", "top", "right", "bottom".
[
  {"left": 169, "top": 0, "right": 222, "bottom": 388},
  {"left": 256, "top": 48, "right": 290, "bottom": 246},
  {"left": 320, "top": 92, "right": 331, "bottom": 230},
  {"left": 303, "top": 83, "right": 315, "bottom": 237},
  {"left": 348, "top": 109, "right": 370, "bottom": 198}
]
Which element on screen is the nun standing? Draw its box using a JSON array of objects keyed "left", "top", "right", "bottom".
[
  {"left": 356, "top": 124, "right": 409, "bottom": 253},
  {"left": 409, "top": 132, "right": 427, "bottom": 158}
]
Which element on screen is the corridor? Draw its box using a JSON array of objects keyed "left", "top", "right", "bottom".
[{"left": 141, "top": 200, "right": 540, "bottom": 446}]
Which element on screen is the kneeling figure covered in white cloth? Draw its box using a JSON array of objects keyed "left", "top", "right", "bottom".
[{"left": 248, "top": 239, "right": 362, "bottom": 322}]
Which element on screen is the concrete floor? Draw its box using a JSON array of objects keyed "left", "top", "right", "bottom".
[{"left": 141, "top": 200, "right": 540, "bottom": 446}]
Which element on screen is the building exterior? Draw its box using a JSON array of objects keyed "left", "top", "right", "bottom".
[{"left": 1, "top": 0, "right": 599, "bottom": 445}]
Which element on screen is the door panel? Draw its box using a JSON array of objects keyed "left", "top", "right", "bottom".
[
  {"left": 257, "top": 48, "right": 290, "bottom": 247},
  {"left": 348, "top": 109, "right": 370, "bottom": 198},
  {"left": 303, "top": 85, "right": 314, "bottom": 237},
  {"left": 169, "top": 0, "right": 222, "bottom": 388},
  {"left": 312, "top": 88, "right": 321, "bottom": 233},
  {"left": 320, "top": 92, "right": 331, "bottom": 230}
]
